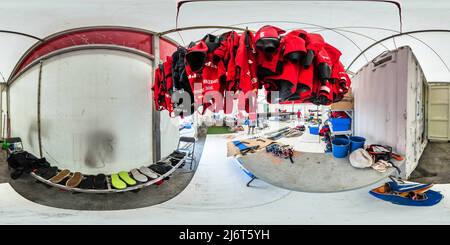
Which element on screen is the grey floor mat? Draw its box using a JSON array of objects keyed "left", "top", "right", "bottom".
[{"left": 238, "top": 150, "right": 404, "bottom": 192}]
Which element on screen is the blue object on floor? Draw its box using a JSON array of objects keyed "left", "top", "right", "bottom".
[
  {"left": 369, "top": 189, "right": 443, "bottom": 207},
  {"left": 331, "top": 138, "right": 350, "bottom": 158},
  {"left": 330, "top": 118, "right": 351, "bottom": 131},
  {"left": 233, "top": 141, "right": 249, "bottom": 150},
  {"left": 388, "top": 181, "right": 433, "bottom": 193},
  {"left": 349, "top": 136, "right": 366, "bottom": 153},
  {"left": 309, "top": 126, "right": 319, "bottom": 135},
  {"left": 236, "top": 158, "right": 254, "bottom": 178}
]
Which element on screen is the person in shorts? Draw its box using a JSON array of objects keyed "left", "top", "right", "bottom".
[{"left": 248, "top": 112, "right": 257, "bottom": 135}]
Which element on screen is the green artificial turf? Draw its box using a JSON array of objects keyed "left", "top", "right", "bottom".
[{"left": 206, "top": 126, "right": 233, "bottom": 134}]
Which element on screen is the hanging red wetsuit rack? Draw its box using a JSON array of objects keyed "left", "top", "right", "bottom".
[{"left": 153, "top": 25, "right": 352, "bottom": 116}]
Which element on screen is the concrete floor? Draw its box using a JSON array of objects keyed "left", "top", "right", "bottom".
[
  {"left": 409, "top": 142, "right": 450, "bottom": 184},
  {"left": 237, "top": 122, "right": 405, "bottom": 192},
  {"left": 1, "top": 129, "right": 206, "bottom": 210},
  {"left": 0, "top": 134, "right": 449, "bottom": 225},
  {"left": 0, "top": 152, "right": 10, "bottom": 184},
  {"left": 0, "top": 122, "right": 449, "bottom": 223},
  {"left": 238, "top": 149, "right": 404, "bottom": 193}
]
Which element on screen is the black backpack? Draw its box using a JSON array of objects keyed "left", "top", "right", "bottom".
[
  {"left": 365, "top": 144, "right": 393, "bottom": 162},
  {"left": 7, "top": 151, "right": 49, "bottom": 179}
]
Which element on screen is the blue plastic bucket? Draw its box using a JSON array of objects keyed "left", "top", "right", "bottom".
[
  {"left": 331, "top": 138, "right": 350, "bottom": 158},
  {"left": 329, "top": 118, "right": 351, "bottom": 131},
  {"left": 349, "top": 136, "right": 365, "bottom": 153},
  {"left": 309, "top": 126, "right": 319, "bottom": 135}
]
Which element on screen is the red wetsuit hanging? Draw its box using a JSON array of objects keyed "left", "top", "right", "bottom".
[
  {"left": 254, "top": 25, "right": 285, "bottom": 89},
  {"left": 286, "top": 30, "right": 325, "bottom": 103},
  {"left": 185, "top": 39, "right": 226, "bottom": 114},
  {"left": 214, "top": 31, "right": 240, "bottom": 92},
  {"left": 332, "top": 61, "right": 351, "bottom": 102},
  {"left": 314, "top": 48, "right": 334, "bottom": 105},
  {"left": 185, "top": 40, "right": 207, "bottom": 111},
  {"left": 236, "top": 30, "right": 259, "bottom": 93},
  {"left": 152, "top": 56, "right": 174, "bottom": 115},
  {"left": 235, "top": 30, "right": 259, "bottom": 114},
  {"left": 174, "top": 26, "right": 350, "bottom": 114},
  {"left": 323, "top": 42, "right": 343, "bottom": 104},
  {"left": 264, "top": 33, "right": 307, "bottom": 103},
  {"left": 214, "top": 31, "right": 242, "bottom": 114}
]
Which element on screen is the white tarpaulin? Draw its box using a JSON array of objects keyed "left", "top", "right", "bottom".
[{"left": 1, "top": 0, "right": 448, "bottom": 82}]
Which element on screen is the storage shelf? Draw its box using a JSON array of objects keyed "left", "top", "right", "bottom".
[
  {"left": 30, "top": 155, "right": 187, "bottom": 194},
  {"left": 329, "top": 109, "right": 354, "bottom": 136},
  {"left": 330, "top": 130, "right": 352, "bottom": 135}
]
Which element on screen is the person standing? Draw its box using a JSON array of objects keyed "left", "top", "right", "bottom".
[
  {"left": 248, "top": 111, "right": 257, "bottom": 135},
  {"left": 297, "top": 109, "right": 302, "bottom": 121}
]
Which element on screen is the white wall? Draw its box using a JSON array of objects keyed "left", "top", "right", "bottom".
[
  {"left": 9, "top": 48, "right": 179, "bottom": 175},
  {"left": 159, "top": 110, "right": 180, "bottom": 157},
  {"left": 1, "top": 86, "right": 8, "bottom": 138},
  {"left": 9, "top": 67, "right": 40, "bottom": 156}
]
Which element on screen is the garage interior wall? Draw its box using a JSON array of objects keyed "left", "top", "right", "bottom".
[
  {"left": 159, "top": 110, "right": 180, "bottom": 158},
  {"left": 9, "top": 66, "right": 40, "bottom": 157},
  {"left": 0, "top": 88, "right": 4, "bottom": 138},
  {"left": 7, "top": 48, "right": 179, "bottom": 175}
]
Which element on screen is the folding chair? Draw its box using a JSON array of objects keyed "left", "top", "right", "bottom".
[{"left": 177, "top": 136, "right": 196, "bottom": 170}]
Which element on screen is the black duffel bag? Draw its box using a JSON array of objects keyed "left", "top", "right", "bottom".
[{"left": 7, "top": 151, "right": 49, "bottom": 179}]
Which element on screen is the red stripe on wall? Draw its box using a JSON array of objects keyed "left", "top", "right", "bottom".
[
  {"left": 14, "top": 29, "right": 154, "bottom": 76},
  {"left": 159, "top": 38, "right": 178, "bottom": 62}
]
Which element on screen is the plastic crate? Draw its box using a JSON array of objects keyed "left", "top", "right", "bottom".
[
  {"left": 329, "top": 118, "right": 351, "bottom": 131},
  {"left": 309, "top": 126, "right": 319, "bottom": 135}
]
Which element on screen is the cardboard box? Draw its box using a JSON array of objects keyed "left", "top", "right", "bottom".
[
  {"left": 226, "top": 137, "right": 274, "bottom": 157},
  {"left": 331, "top": 88, "right": 353, "bottom": 110}
]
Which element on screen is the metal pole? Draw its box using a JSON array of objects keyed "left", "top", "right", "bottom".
[
  {"left": 0, "top": 30, "right": 43, "bottom": 41},
  {"left": 158, "top": 25, "right": 252, "bottom": 36},
  {"left": 6, "top": 82, "right": 10, "bottom": 138},
  {"left": 152, "top": 34, "right": 161, "bottom": 162},
  {"left": 37, "top": 61, "right": 43, "bottom": 158},
  {"left": 346, "top": 29, "right": 450, "bottom": 73}
]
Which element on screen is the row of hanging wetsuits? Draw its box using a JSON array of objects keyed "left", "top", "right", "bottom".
[{"left": 152, "top": 25, "right": 351, "bottom": 117}]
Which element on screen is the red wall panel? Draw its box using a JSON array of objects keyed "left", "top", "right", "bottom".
[
  {"left": 159, "top": 37, "right": 178, "bottom": 62},
  {"left": 14, "top": 29, "right": 154, "bottom": 76}
]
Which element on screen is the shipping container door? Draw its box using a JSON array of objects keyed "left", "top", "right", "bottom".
[
  {"left": 353, "top": 48, "right": 407, "bottom": 155},
  {"left": 407, "top": 52, "right": 427, "bottom": 164},
  {"left": 427, "top": 82, "right": 450, "bottom": 141}
]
